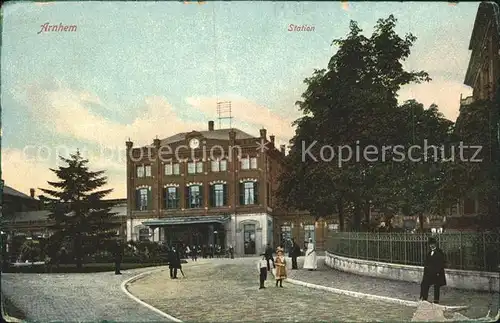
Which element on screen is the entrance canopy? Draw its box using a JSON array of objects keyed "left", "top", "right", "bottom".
[{"left": 142, "top": 215, "right": 230, "bottom": 227}]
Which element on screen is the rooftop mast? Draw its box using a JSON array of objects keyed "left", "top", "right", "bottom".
[{"left": 216, "top": 101, "right": 233, "bottom": 129}]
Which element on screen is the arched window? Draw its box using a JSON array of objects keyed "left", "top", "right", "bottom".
[
  {"left": 209, "top": 183, "right": 227, "bottom": 207},
  {"left": 136, "top": 187, "right": 151, "bottom": 211},
  {"left": 186, "top": 185, "right": 203, "bottom": 208},
  {"left": 164, "top": 187, "right": 180, "bottom": 209},
  {"left": 239, "top": 181, "right": 258, "bottom": 205}
]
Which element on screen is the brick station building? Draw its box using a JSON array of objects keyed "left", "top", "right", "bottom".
[{"left": 125, "top": 121, "right": 341, "bottom": 255}]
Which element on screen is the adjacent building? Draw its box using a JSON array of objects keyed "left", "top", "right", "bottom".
[
  {"left": 1, "top": 185, "right": 127, "bottom": 239},
  {"left": 454, "top": 1, "right": 500, "bottom": 228}
]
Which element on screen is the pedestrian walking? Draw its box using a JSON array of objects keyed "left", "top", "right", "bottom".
[
  {"left": 168, "top": 247, "right": 181, "bottom": 279},
  {"left": 303, "top": 238, "right": 317, "bottom": 270},
  {"left": 112, "top": 240, "right": 123, "bottom": 275},
  {"left": 229, "top": 245, "right": 234, "bottom": 259},
  {"left": 258, "top": 253, "right": 268, "bottom": 289},
  {"left": 264, "top": 243, "right": 275, "bottom": 270},
  {"left": 191, "top": 245, "right": 197, "bottom": 261},
  {"left": 290, "top": 239, "right": 301, "bottom": 269},
  {"left": 274, "top": 247, "right": 287, "bottom": 287},
  {"left": 419, "top": 237, "right": 446, "bottom": 304}
]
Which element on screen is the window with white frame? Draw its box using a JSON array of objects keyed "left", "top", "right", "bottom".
[
  {"left": 250, "top": 157, "right": 258, "bottom": 169},
  {"left": 165, "top": 163, "right": 173, "bottom": 175},
  {"left": 187, "top": 185, "right": 203, "bottom": 208},
  {"left": 240, "top": 181, "right": 258, "bottom": 205},
  {"left": 144, "top": 165, "right": 152, "bottom": 177},
  {"left": 211, "top": 159, "right": 227, "bottom": 172},
  {"left": 328, "top": 224, "right": 339, "bottom": 231},
  {"left": 164, "top": 163, "right": 181, "bottom": 175},
  {"left": 165, "top": 187, "right": 179, "bottom": 209},
  {"left": 211, "top": 160, "right": 220, "bottom": 172},
  {"left": 136, "top": 188, "right": 149, "bottom": 211},
  {"left": 220, "top": 159, "right": 227, "bottom": 171},
  {"left": 187, "top": 162, "right": 196, "bottom": 174},
  {"left": 196, "top": 161, "right": 203, "bottom": 173},
  {"left": 304, "top": 224, "right": 315, "bottom": 243},
  {"left": 240, "top": 157, "right": 250, "bottom": 170},
  {"left": 211, "top": 183, "right": 227, "bottom": 207},
  {"left": 139, "top": 228, "right": 150, "bottom": 241},
  {"left": 136, "top": 165, "right": 145, "bottom": 178}
]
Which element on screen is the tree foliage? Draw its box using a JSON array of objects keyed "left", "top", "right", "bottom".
[
  {"left": 277, "top": 16, "right": 457, "bottom": 231},
  {"left": 39, "top": 151, "right": 118, "bottom": 268}
]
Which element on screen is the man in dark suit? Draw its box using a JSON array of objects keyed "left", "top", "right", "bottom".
[
  {"left": 113, "top": 240, "right": 123, "bottom": 275},
  {"left": 420, "top": 237, "right": 446, "bottom": 304},
  {"left": 264, "top": 243, "right": 274, "bottom": 270},
  {"left": 290, "top": 239, "right": 301, "bottom": 269},
  {"left": 168, "top": 247, "right": 181, "bottom": 279}
]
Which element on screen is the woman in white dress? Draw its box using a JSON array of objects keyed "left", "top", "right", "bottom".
[{"left": 303, "top": 238, "right": 317, "bottom": 270}]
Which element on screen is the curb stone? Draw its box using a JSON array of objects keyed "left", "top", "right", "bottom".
[
  {"left": 121, "top": 263, "right": 210, "bottom": 322},
  {"left": 270, "top": 268, "right": 468, "bottom": 312},
  {"left": 1, "top": 293, "right": 24, "bottom": 323}
]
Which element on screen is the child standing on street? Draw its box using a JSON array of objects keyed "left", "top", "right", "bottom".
[{"left": 258, "top": 253, "right": 268, "bottom": 289}]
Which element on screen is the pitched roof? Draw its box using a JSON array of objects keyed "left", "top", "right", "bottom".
[
  {"left": 159, "top": 128, "right": 257, "bottom": 145},
  {"left": 3, "top": 205, "right": 127, "bottom": 224},
  {"left": 3, "top": 185, "right": 32, "bottom": 199}
]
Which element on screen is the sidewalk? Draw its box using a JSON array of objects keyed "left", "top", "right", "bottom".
[{"left": 287, "top": 256, "right": 498, "bottom": 319}]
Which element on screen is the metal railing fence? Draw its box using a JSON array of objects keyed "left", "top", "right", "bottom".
[{"left": 326, "top": 232, "right": 500, "bottom": 272}]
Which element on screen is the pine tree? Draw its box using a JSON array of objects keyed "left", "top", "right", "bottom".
[{"left": 39, "top": 150, "right": 118, "bottom": 269}]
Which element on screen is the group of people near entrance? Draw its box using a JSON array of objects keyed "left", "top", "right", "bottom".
[{"left": 258, "top": 237, "right": 317, "bottom": 289}]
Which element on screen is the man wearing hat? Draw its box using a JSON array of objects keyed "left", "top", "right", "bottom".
[{"left": 420, "top": 237, "right": 446, "bottom": 304}]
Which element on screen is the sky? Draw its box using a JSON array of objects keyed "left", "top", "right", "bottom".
[{"left": 1, "top": 1, "right": 477, "bottom": 199}]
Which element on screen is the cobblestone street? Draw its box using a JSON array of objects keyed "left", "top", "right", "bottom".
[
  {"left": 127, "top": 257, "right": 415, "bottom": 322},
  {"left": 1, "top": 267, "right": 170, "bottom": 322},
  {"left": 287, "top": 256, "right": 498, "bottom": 319}
]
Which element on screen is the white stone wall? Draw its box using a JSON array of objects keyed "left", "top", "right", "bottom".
[
  {"left": 325, "top": 252, "right": 500, "bottom": 292},
  {"left": 126, "top": 217, "right": 157, "bottom": 241}
]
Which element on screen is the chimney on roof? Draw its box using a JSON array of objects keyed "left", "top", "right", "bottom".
[
  {"left": 126, "top": 140, "right": 133, "bottom": 150},
  {"left": 30, "top": 188, "right": 35, "bottom": 199},
  {"left": 270, "top": 135, "right": 275, "bottom": 144},
  {"left": 208, "top": 120, "right": 215, "bottom": 131},
  {"left": 260, "top": 128, "right": 267, "bottom": 139},
  {"left": 280, "top": 145, "right": 286, "bottom": 154},
  {"left": 153, "top": 137, "right": 160, "bottom": 148}
]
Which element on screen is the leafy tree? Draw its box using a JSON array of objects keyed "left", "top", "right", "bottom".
[
  {"left": 278, "top": 16, "right": 432, "bottom": 231},
  {"left": 39, "top": 150, "right": 119, "bottom": 269}
]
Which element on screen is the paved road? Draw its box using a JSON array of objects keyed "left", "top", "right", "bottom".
[
  {"left": 1, "top": 266, "right": 170, "bottom": 322},
  {"left": 288, "top": 256, "right": 498, "bottom": 319},
  {"left": 128, "top": 257, "right": 415, "bottom": 322}
]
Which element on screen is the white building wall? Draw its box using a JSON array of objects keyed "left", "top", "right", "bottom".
[
  {"left": 127, "top": 217, "right": 157, "bottom": 241},
  {"left": 230, "top": 212, "right": 269, "bottom": 256}
]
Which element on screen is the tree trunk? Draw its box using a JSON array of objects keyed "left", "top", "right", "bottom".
[
  {"left": 418, "top": 213, "right": 424, "bottom": 232},
  {"left": 364, "top": 202, "right": 370, "bottom": 223},
  {"left": 74, "top": 233, "right": 83, "bottom": 270},
  {"left": 352, "top": 204, "right": 362, "bottom": 232},
  {"left": 337, "top": 198, "right": 345, "bottom": 232}
]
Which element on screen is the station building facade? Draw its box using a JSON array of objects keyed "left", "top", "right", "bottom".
[{"left": 125, "top": 121, "right": 286, "bottom": 255}]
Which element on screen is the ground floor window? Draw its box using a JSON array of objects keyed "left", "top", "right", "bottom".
[
  {"left": 243, "top": 224, "right": 256, "bottom": 254},
  {"left": 304, "top": 224, "right": 315, "bottom": 245},
  {"left": 280, "top": 225, "right": 292, "bottom": 254},
  {"left": 138, "top": 228, "right": 150, "bottom": 241}
]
